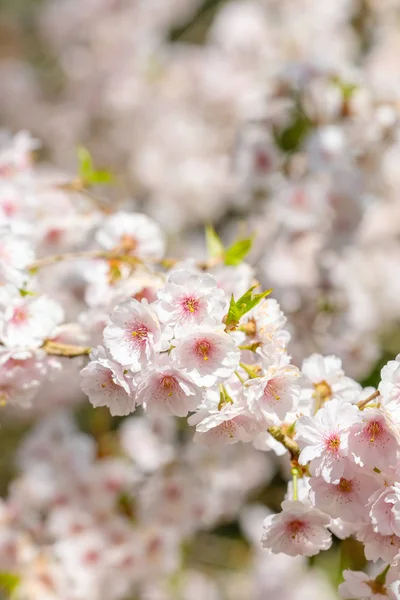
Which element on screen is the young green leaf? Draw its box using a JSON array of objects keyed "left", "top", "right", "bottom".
[
  {"left": 205, "top": 225, "right": 224, "bottom": 259},
  {"left": 77, "top": 146, "right": 93, "bottom": 180},
  {"left": 224, "top": 285, "right": 272, "bottom": 330},
  {"left": 0, "top": 572, "right": 20, "bottom": 596},
  {"left": 224, "top": 237, "right": 253, "bottom": 266}
]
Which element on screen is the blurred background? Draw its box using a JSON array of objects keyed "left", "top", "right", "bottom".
[{"left": 1, "top": 0, "right": 400, "bottom": 598}]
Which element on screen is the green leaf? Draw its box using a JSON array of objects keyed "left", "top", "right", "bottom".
[
  {"left": 87, "top": 169, "right": 115, "bottom": 185},
  {"left": 224, "top": 237, "right": 253, "bottom": 266},
  {"left": 18, "top": 288, "right": 35, "bottom": 297},
  {"left": 0, "top": 572, "right": 20, "bottom": 596},
  {"left": 225, "top": 285, "right": 272, "bottom": 330},
  {"left": 205, "top": 225, "right": 224, "bottom": 259},
  {"left": 77, "top": 147, "right": 114, "bottom": 187},
  {"left": 77, "top": 146, "right": 93, "bottom": 180}
]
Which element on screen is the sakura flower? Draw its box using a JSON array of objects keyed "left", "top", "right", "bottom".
[
  {"left": 379, "top": 356, "right": 400, "bottom": 424},
  {"left": 0, "top": 227, "right": 34, "bottom": 286},
  {"left": 299, "top": 353, "right": 361, "bottom": 415},
  {"left": 190, "top": 403, "right": 260, "bottom": 447},
  {"left": 261, "top": 500, "right": 332, "bottom": 557},
  {"left": 295, "top": 398, "right": 361, "bottom": 482},
  {"left": 309, "top": 468, "right": 379, "bottom": 522},
  {"left": 172, "top": 328, "right": 240, "bottom": 387},
  {"left": 369, "top": 483, "right": 400, "bottom": 537},
  {"left": 136, "top": 356, "right": 204, "bottom": 417},
  {"left": 96, "top": 212, "right": 165, "bottom": 260},
  {"left": 0, "top": 289, "right": 64, "bottom": 356},
  {"left": 156, "top": 269, "right": 226, "bottom": 337},
  {"left": 339, "top": 569, "right": 398, "bottom": 600},
  {"left": 348, "top": 408, "right": 399, "bottom": 471},
  {"left": 357, "top": 524, "right": 400, "bottom": 563},
  {"left": 245, "top": 363, "right": 302, "bottom": 425},
  {"left": 80, "top": 346, "right": 136, "bottom": 416},
  {"left": 103, "top": 298, "right": 162, "bottom": 370}
]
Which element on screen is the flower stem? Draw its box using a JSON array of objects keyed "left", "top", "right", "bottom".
[
  {"left": 267, "top": 425, "right": 300, "bottom": 459},
  {"left": 357, "top": 390, "right": 380, "bottom": 410}
]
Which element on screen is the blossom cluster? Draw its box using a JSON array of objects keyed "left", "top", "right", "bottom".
[
  {"left": 3, "top": 0, "right": 400, "bottom": 380},
  {"left": 2, "top": 130, "right": 400, "bottom": 598}
]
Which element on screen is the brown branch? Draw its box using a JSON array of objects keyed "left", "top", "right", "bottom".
[
  {"left": 42, "top": 340, "right": 91, "bottom": 357},
  {"left": 28, "top": 250, "right": 142, "bottom": 272},
  {"left": 267, "top": 425, "right": 300, "bottom": 459}
]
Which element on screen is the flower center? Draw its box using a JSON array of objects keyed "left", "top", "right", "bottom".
[
  {"left": 325, "top": 433, "right": 341, "bottom": 453},
  {"left": 131, "top": 324, "right": 149, "bottom": 343},
  {"left": 287, "top": 519, "right": 306, "bottom": 539},
  {"left": 313, "top": 380, "right": 332, "bottom": 403},
  {"left": 10, "top": 306, "right": 28, "bottom": 325},
  {"left": 365, "top": 420, "right": 383, "bottom": 443},
  {"left": 337, "top": 478, "right": 353, "bottom": 493},
  {"left": 264, "top": 378, "right": 282, "bottom": 403},
  {"left": 181, "top": 296, "right": 199, "bottom": 314},
  {"left": 160, "top": 375, "right": 176, "bottom": 397},
  {"left": 195, "top": 339, "right": 212, "bottom": 361},
  {"left": 367, "top": 580, "right": 387, "bottom": 596}
]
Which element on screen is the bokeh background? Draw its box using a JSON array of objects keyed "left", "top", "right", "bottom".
[{"left": 1, "top": 0, "right": 400, "bottom": 598}]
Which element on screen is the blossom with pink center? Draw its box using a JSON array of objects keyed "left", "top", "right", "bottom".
[
  {"left": 348, "top": 409, "right": 399, "bottom": 471},
  {"left": 309, "top": 469, "right": 379, "bottom": 522},
  {"left": 0, "top": 289, "right": 64, "bottom": 355},
  {"left": 190, "top": 403, "right": 260, "bottom": 447},
  {"left": 261, "top": 500, "right": 332, "bottom": 557},
  {"left": 135, "top": 356, "right": 204, "bottom": 417},
  {"left": 103, "top": 299, "right": 162, "bottom": 370},
  {"left": 156, "top": 269, "right": 226, "bottom": 337},
  {"left": 369, "top": 483, "right": 400, "bottom": 537},
  {"left": 172, "top": 328, "right": 240, "bottom": 387},
  {"left": 80, "top": 346, "right": 136, "bottom": 416},
  {"left": 245, "top": 364, "right": 302, "bottom": 425},
  {"left": 357, "top": 524, "right": 400, "bottom": 563},
  {"left": 96, "top": 211, "right": 165, "bottom": 260},
  {"left": 295, "top": 398, "right": 361, "bottom": 483},
  {"left": 339, "top": 569, "right": 398, "bottom": 600}
]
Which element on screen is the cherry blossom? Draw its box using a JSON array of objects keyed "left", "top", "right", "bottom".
[
  {"left": 296, "top": 398, "right": 361, "bottom": 482},
  {"left": 261, "top": 501, "right": 332, "bottom": 557}
]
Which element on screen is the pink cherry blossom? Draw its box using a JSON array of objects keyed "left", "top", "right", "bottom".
[
  {"left": 96, "top": 212, "right": 165, "bottom": 260},
  {"left": 261, "top": 500, "right": 332, "bottom": 557},
  {"left": 348, "top": 409, "right": 399, "bottom": 471},
  {"left": 369, "top": 484, "right": 400, "bottom": 537},
  {"left": 295, "top": 398, "right": 361, "bottom": 482},
  {"left": 103, "top": 299, "right": 162, "bottom": 370},
  {"left": 309, "top": 468, "right": 379, "bottom": 522},
  {"left": 339, "top": 569, "right": 398, "bottom": 600},
  {"left": 80, "top": 346, "right": 136, "bottom": 416},
  {"left": 172, "top": 328, "right": 240, "bottom": 387},
  {"left": 156, "top": 268, "right": 226, "bottom": 337},
  {"left": 245, "top": 364, "right": 302, "bottom": 425},
  {"left": 135, "top": 356, "right": 204, "bottom": 417}
]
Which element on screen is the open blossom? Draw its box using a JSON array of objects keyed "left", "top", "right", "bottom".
[
  {"left": 80, "top": 346, "right": 136, "bottom": 416},
  {"left": 245, "top": 364, "right": 302, "bottom": 425},
  {"left": 96, "top": 212, "right": 165, "bottom": 260},
  {"left": 357, "top": 524, "right": 400, "bottom": 563},
  {"left": 0, "top": 227, "right": 34, "bottom": 286},
  {"left": 299, "top": 354, "right": 361, "bottom": 415},
  {"left": 0, "top": 288, "right": 64, "bottom": 355},
  {"left": 339, "top": 569, "right": 399, "bottom": 600},
  {"left": 103, "top": 299, "right": 162, "bottom": 370},
  {"left": 190, "top": 402, "right": 260, "bottom": 447},
  {"left": 348, "top": 409, "right": 399, "bottom": 471},
  {"left": 135, "top": 356, "right": 204, "bottom": 417},
  {"left": 156, "top": 269, "right": 226, "bottom": 337},
  {"left": 172, "top": 328, "right": 240, "bottom": 387},
  {"left": 309, "top": 468, "right": 379, "bottom": 522},
  {"left": 369, "top": 484, "right": 400, "bottom": 537},
  {"left": 295, "top": 398, "right": 361, "bottom": 483},
  {"left": 261, "top": 500, "right": 332, "bottom": 557}
]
